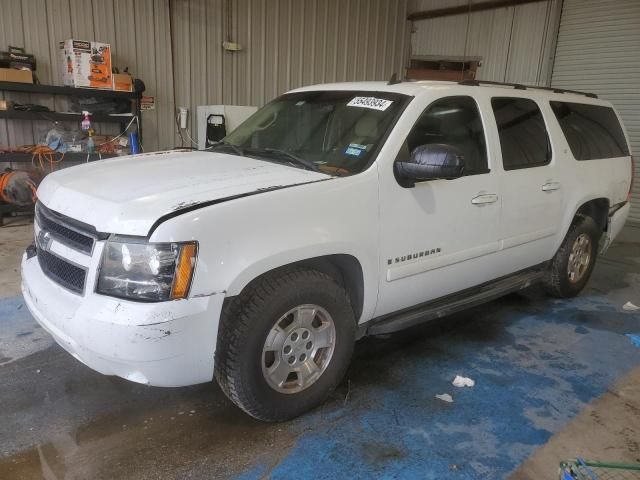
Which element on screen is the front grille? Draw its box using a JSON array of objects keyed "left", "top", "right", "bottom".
[
  {"left": 37, "top": 247, "right": 86, "bottom": 294},
  {"left": 35, "top": 202, "right": 95, "bottom": 254},
  {"left": 34, "top": 202, "right": 97, "bottom": 294}
]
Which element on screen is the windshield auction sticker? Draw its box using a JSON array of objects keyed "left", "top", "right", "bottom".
[{"left": 347, "top": 96, "right": 393, "bottom": 111}]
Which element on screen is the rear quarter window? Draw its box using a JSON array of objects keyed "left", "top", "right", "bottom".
[{"left": 550, "top": 101, "right": 630, "bottom": 160}]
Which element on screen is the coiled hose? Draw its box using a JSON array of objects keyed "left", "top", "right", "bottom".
[{"left": 0, "top": 170, "right": 38, "bottom": 206}]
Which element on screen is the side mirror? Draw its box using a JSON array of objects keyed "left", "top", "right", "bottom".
[{"left": 395, "top": 144, "right": 465, "bottom": 188}]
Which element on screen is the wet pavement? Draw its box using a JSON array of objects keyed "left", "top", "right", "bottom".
[{"left": 1, "top": 241, "right": 639, "bottom": 479}]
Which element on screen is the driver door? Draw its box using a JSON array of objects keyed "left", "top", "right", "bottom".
[{"left": 375, "top": 95, "right": 502, "bottom": 317}]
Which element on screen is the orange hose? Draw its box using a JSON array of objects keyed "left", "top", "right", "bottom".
[
  {"left": 0, "top": 172, "right": 11, "bottom": 203},
  {"left": 0, "top": 171, "right": 38, "bottom": 205},
  {"left": 16, "top": 145, "right": 65, "bottom": 171}
]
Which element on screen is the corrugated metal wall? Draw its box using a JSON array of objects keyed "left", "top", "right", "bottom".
[
  {"left": 551, "top": 0, "right": 640, "bottom": 224},
  {"left": 171, "top": 0, "right": 409, "bottom": 149},
  {"left": 409, "top": 0, "right": 561, "bottom": 85},
  {"left": 0, "top": 0, "right": 174, "bottom": 153},
  {"left": 0, "top": 0, "right": 409, "bottom": 152}
]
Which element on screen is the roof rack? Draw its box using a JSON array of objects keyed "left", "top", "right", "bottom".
[{"left": 459, "top": 79, "right": 598, "bottom": 98}]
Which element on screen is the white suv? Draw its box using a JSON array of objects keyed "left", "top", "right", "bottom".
[{"left": 21, "top": 80, "right": 633, "bottom": 421}]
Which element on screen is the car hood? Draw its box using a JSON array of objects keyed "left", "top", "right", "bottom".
[{"left": 37, "top": 150, "right": 329, "bottom": 236}]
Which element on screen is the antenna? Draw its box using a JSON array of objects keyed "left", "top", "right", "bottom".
[{"left": 387, "top": 73, "right": 401, "bottom": 85}]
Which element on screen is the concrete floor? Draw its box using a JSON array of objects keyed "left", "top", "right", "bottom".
[{"left": 1, "top": 218, "right": 639, "bottom": 479}]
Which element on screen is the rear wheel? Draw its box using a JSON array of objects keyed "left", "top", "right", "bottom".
[
  {"left": 543, "top": 215, "right": 600, "bottom": 298},
  {"left": 214, "top": 267, "right": 355, "bottom": 421}
]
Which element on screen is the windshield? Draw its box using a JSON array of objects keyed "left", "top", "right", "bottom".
[{"left": 222, "top": 90, "right": 410, "bottom": 175}]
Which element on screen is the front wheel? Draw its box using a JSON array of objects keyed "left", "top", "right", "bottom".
[
  {"left": 214, "top": 267, "right": 355, "bottom": 421},
  {"left": 543, "top": 215, "right": 600, "bottom": 298}
]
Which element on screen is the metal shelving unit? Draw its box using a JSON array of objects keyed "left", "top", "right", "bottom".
[
  {"left": 0, "top": 109, "right": 135, "bottom": 124},
  {"left": 0, "top": 81, "right": 141, "bottom": 224},
  {"left": 0, "top": 81, "right": 143, "bottom": 144}
]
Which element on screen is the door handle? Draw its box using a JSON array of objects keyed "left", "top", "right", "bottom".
[
  {"left": 542, "top": 182, "right": 561, "bottom": 192},
  {"left": 471, "top": 193, "right": 498, "bottom": 205}
]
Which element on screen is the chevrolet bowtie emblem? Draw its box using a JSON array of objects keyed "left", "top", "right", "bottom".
[{"left": 37, "top": 230, "right": 52, "bottom": 251}]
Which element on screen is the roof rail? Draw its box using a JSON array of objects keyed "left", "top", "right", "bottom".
[{"left": 459, "top": 79, "right": 598, "bottom": 98}]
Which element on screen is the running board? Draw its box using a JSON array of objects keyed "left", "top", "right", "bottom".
[{"left": 364, "top": 268, "right": 545, "bottom": 337}]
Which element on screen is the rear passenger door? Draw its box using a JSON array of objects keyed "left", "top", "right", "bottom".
[{"left": 492, "top": 97, "right": 565, "bottom": 268}]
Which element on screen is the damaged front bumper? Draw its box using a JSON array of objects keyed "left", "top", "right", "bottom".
[{"left": 21, "top": 252, "right": 225, "bottom": 387}]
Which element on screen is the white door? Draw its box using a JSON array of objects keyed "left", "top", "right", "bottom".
[
  {"left": 375, "top": 95, "right": 503, "bottom": 318},
  {"left": 490, "top": 96, "right": 564, "bottom": 269}
]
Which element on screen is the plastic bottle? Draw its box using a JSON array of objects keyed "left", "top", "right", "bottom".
[
  {"left": 81, "top": 111, "right": 91, "bottom": 132},
  {"left": 129, "top": 132, "right": 139, "bottom": 154},
  {"left": 87, "top": 129, "right": 95, "bottom": 154},
  {"left": 128, "top": 122, "right": 140, "bottom": 154}
]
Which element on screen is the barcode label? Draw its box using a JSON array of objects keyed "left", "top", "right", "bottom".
[{"left": 347, "top": 97, "right": 393, "bottom": 111}]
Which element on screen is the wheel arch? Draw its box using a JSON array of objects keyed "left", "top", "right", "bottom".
[
  {"left": 555, "top": 196, "right": 611, "bottom": 253},
  {"left": 574, "top": 197, "right": 609, "bottom": 231},
  {"left": 227, "top": 253, "right": 369, "bottom": 323}
]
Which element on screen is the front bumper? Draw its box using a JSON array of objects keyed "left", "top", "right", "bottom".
[{"left": 21, "top": 252, "right": 225, "bottom": 387}]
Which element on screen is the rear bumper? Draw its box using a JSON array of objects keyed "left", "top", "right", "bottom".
[
  {"left": 601, "top": 202, "right": 631, "bottom": 253},
  {"left": 21, "top": 252, "right": 225, "bottom": 387}
]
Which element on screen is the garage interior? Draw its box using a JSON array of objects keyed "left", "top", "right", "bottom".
[{"left": 0, "top": 0, "right": 639, "bottom": 478}]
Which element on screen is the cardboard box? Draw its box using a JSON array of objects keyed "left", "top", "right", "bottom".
[
  {"left": 0, "top": 67, "right": 33, "bottom": 84},
  {"left": 59, "top": 39, "right": 112, "bottom": 89},
  {"left": 112, "top": 73, "right": 133, "bottom": 92}
]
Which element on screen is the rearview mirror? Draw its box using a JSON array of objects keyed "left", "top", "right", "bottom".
[{"left": 395, "top": 144, "right": 465, "bottom": 188}]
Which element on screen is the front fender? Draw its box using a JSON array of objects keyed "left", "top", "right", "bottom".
[{"left": 149, "top": 171, "right": 381, "bottom": 323}]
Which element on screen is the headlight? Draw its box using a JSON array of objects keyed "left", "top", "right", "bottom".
[{"left": 96, "top": 238, "right": 198, "bottom": 301}]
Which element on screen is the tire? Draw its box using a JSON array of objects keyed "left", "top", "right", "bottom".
[
  {"left": 214, "top": 266, "right": 356, "bottom": 421},
  {"left": 543, "top": 215, "right": 601, "bottom": 298}
]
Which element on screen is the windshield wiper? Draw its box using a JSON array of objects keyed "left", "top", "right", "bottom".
[
  {"left": 250, "top": 147, "right": 319, "bottom": 172},
  {"left": 207, "top": 141, "right": 245, "bottom": 157}
]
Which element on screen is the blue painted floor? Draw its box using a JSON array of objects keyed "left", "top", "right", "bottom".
[
  {"left": 240, "top": 293, "right": 640, "bottom": 479},
  {"left": 1, "top": 243, "right": 639, "bottom": 479}
]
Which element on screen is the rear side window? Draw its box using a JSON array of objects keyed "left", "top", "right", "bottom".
[
  {"left": 491, "top": 98, "right": 551, "bottom": 170},
  {"left": 550, "top": 102, "right": 629, "bottom": 160}
]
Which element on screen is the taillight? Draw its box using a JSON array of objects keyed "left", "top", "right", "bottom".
[{"left": 630, "top": 155, "right": 636, "bottom": 202}]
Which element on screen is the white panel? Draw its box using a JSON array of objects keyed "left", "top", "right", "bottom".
[
  {"left": 552, "top": 0, "right": 640, "bottom": 224},
  {"left": 196, "top": 105, "right": 258, "bottom": 149}
]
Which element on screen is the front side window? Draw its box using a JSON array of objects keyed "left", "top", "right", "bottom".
[
  {"left": 550, "top": 101, "right": 629, "bottom": 160},
  {"left": 222, "top": 90, "right": 409, "bottom": 176},
  {"left": 491, "top": 97, "right": 551, "bottom": 170},
  {"left": 395, "top": 96, "right": 489, "bottom": 175}
]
